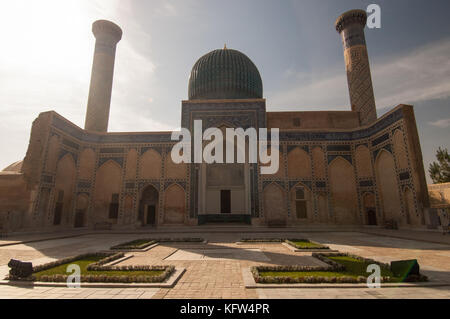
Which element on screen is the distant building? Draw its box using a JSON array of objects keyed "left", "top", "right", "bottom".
[
  {"left": 428, "top": 183, "right": 450, "bottom": 225},
  {"left": 0, "top": 10, "right": 431, "bottom": 232}
]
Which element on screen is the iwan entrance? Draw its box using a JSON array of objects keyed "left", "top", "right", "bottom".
[{"left": 197, "top": 163, "right": 251, "bottom": 225}]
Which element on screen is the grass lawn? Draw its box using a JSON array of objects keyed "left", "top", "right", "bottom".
[
  {"left": 259, "top": 256, "right": 402, "bottom": 282},
  {"left": 327, "top": 256, "right": 398, "bottom": 279},
  {"left": 33, "top": 256, "right": 164, "bottom": 281},
  {"left": 289, "top": 240, "right": 325, "bottom": 249}
]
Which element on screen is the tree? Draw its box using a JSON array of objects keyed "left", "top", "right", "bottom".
[{"left": 429, "top": 147, "right": 450, "bottom": 184}]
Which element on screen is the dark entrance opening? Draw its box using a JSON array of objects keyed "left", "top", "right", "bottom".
[
  {"left": 146, "top": 205, "right": 156, "bottom": 225},
  {"left": 139, "top": 185, "right": 159, "bottom": 226},
  {"left": 53, "top": 203, "right": 63, "bottom": 225},
  {"left": 367, "top": 209, "right": 377, "bottom": 226},
  {"left": 53, "top": 190, "right": 64, "bottom": 226},
  {"left": 74, "top": 209, "right": 85, "bottom": 228},
  {"left": 221, "top": 190, "right": 231, "bottom": 214}
]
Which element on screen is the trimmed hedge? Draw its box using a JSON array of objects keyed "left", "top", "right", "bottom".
[
  {"left": 10, "top": 252, "right": 175, "bottom": 283},
  {"left": 251, "top": 264, "right": 365, "bottom": 284},
  {"left": 240, "top": 238, "right": 284, "bottom": 243},
  {"left": 252, "top": 253, "right": 428, "bottom": 284}
]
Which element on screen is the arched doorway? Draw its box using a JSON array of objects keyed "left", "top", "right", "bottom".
[
  {"left": 263, "top": 183, "right": 287, "bottom": 226},
  {"left": 139, "top": 185, "right": 159, "bottom": 226},
  {"left": 363, "top": 193, "right": 377, "bottom": 226},
  {"left": 329, "top": 157, "right": 358, "bottom": 225},
  {"left": 74, "top": 194, "right": 89, "bottom": 228},
  {"left": 367, "top": 210, "right": 377, "bottom": 226}
]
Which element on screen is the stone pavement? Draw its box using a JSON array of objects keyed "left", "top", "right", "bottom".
[{"left": 0, "top": 230, "right": 449, "bottom": 299}]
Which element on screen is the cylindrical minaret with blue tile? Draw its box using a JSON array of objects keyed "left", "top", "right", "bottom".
[{"left": 336, "top": 9, "right": 377, "bottom": 125}]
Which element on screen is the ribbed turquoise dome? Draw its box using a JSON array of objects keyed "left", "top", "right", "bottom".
[{"left": 188, "top": 48, "right": 263, "bottom": 100}]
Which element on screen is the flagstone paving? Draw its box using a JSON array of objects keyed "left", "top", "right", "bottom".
[{"left": 0, "top": 230, "right": 449, "bottom": 299}]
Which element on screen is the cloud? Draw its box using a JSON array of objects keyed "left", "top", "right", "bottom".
[
  {"left": 428, "top": 118, "right": 450, "bottom": 128},
  {"left": 268, "top": 38, "right": 450, "bottom": 112}
]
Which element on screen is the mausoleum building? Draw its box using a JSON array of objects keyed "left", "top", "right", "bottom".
[{"left": 0, "top": 10, "right": 431, "bottom": 232}]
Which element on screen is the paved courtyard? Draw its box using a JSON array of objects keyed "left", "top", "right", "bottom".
[{"left": 0, "top": 229, "right": 449, "bottom": 299}]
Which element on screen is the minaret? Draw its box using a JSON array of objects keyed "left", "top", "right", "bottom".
[
  {"left": 85, "top": 20, "right": 122, "bottom": 132},
  {"left": 335, "top": 9, "right": 377, "bottom": 125}
]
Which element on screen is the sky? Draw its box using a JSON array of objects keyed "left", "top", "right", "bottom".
[{"left": 0, "top": 0, "right": 449, "bottom": 183}]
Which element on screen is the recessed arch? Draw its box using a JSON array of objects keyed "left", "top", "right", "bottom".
[
  {"left": 375, "top": 149, "right": 403, "bottom": 224},
  {"left": 45, "top": 135, "right": 60, "bottom": 173},
  {"left": 355, "top": 145, "right": 373, "bottom": 178},
  {"left": 263, "top": 182, "right": 287, "bottom": 225},
  {"left": 93, "top": 160, "right": 122, "bottom": 223},
  {"left": 163, "top": 184, "right": 186, "bottom": 225},
  {"left": 312, "top": 147, "right": 326, "bottom": 179},
  {"left": 139, "top": 149, "right": 162, "bottom": 179},
  {"left": 125, "top": 148, "right": 138, "bottom": 180},
  {"left": 54, "top": 153, "right": 76, "bottom": 226},
  {"left": 287, "top": 147, "right": 312, "bottom": 179},
  {"left": 139, "top": 184, "right": 159, "bottom": 226},
  {"left": 79, "top": 148, "right": 96, "bottom": 180},
  {"left": 329, "top": 156, "right": 358, "bottom": 224},
  {"left": 393, "top": 129, "right": 409, "bottom": 170}
]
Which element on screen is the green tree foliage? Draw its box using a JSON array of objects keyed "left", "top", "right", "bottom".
[{"left": 429, "top": 147, "right": 450, "bottom": 183}]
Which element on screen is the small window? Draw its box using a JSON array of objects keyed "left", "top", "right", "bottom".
[
  {"left": 293, "top": 118, "right": 301, "bottom": 127},
  {"left": 296, "top": 188, "right": 305, "bottom": 200},
  {"left": 111, "top": 194, "right": 119, "bottom": 203},
  {"left": 57, "top": 190, "right": 64, "bottom": 202}
]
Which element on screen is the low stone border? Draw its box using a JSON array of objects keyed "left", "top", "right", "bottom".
[
  {"left": 239, "top": 238, "right": 284, "bottom": 243},
  {"left": 111, "top": 240, "right": 158, "bottom": 251},
  {"left": 0, "top": 267, "right": 186, "bottom": 288},
  {"left": 102, "top": 254, "right": 134, "bottom": 266},
  {"left": 112, "top": 243, "right": 159, "bottom": 253},
  {"left": 242, "top": 268, "right": 444, "bottom": 289},
  {"left": 6, "top": 252, "right": 178, "bottom": 284},
  {"left": 111, "top": 238, "right": 206, "bottom": 251},
  {"left": 282, "top": 242, "right": 339, "bottom": 253}
]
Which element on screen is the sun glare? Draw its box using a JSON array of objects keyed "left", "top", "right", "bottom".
[{"left": 0, "top": 0, "right": 102, "bottom": 79}]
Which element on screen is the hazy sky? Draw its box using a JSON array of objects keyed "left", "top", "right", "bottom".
[{"left": 0, "top": 0, "right": 449, "bottom": 183}]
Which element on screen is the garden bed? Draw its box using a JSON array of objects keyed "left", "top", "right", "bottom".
[
  {"left": 238, "top": 238, "right": 332, "bottom": 250},
  {"left": 251, "top": 253, "right": 428, "bottom": 284},
  {"left": 7, "top": 252, "right": 175, "bottom": 283},
  {"left": 285, "top": 239, "right": 329, "bottom": 250}
]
